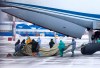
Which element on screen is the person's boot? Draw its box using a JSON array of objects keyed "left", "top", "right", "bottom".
[
  {"left": 60, "top": 54, "right": 63, "bottom": 57},
  {"left": 71, "top": 54, "right": 74, "bottom": 57},
  {"left": 71, "top": 55, "right": 74, "bottom": 57},
  {"left": 60, "top": 55, "right": 63, "bottom": 57}
]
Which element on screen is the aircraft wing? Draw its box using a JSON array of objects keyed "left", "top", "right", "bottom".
[
  {"left": 1, "top": 9, "right": 85, "bottom": 38},
  {"left": 1, "top": 0, "right": 100, "bottom": 38}
]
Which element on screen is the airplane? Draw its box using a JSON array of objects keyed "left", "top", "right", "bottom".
[{"left": 1, "top": 0, "right": 100, "bottom": 55}]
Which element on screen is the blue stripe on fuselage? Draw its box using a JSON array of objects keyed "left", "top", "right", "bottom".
[{"left": 3, "top": 2, "right": 100, "bottom": 20}]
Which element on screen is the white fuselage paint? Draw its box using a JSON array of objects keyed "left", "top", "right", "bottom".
[{"left": 5, "top": 0, "right": 100, "bottom": 15}]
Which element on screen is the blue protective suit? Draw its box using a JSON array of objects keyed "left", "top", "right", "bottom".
[{"left": 70, "top": 39, "right": 76, "bottom": 57}]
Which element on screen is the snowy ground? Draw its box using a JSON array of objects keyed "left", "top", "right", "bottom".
[
  {"left": 1, "top": 43, "right": 100, "bottom": 68},
  {"left": 1, "top": 35, "right": 98, "bottom": 68}
]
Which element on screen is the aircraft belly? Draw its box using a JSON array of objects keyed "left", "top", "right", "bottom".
[
  {"left": 2, "top": 9, "right": 85, "bottom": 38},
  {"left": 25, "top": 8, "right": 94, "bottom": 29}
]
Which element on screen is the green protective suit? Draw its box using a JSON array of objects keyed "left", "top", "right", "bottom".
[
  {"left": 97, "top": 39, "right": 100, "bottom": 43},
  {"left": 58, "top": 40, "right": 65, "bottom": 57}
]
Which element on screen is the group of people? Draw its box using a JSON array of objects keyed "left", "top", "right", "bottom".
[
  {"left": 14, "top": 36, "right": 40, "bottom": 56},
  {"left": 15, "top": 39, "right": 25, "bottom": 53},
  {"left": 47, "top": 38, "right": 76, "bottom": 57},
  {"left": 14, "top": 36, "right": 76, "bottom": 57},
  {"left": 58, "top": 38, "right": 76, "bottom": 57}
]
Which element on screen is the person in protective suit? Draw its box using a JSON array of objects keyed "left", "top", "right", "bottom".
[
  {"left": 97, "top": 38, "right": 100, "bottom": 43},
  {"left": 37, "top": 37, "right": 41, "bottom": 47},
  {"left": 58, "top": 40, "right": 65, "bottom": 57},
  {"left": 26, "top": 36, "right": 32, "bottom": 45},
  {"left": 70, "top": 38, "right": 76, "bottom": 57}
]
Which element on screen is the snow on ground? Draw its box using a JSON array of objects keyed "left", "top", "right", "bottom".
[{"left": 1, "top": 34, "right": 100, "bottom": 68}]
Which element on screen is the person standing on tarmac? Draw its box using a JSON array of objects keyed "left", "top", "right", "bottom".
[
  {"left": 49, "top": 39, "right": 55, "bottom": 48},
  {"left": 26, "top": 36, "right": 32, "bottom": 45},
  {"left": 37, "top": 37, "right": 41, "bottom": 56},
  {"left": 97, "top": 38, "right": 100, "bottom": 43},
  {"left": 31, "top": 39, "right": 39, "bottom": 56},
  {"left": 37, "top": 37, "right": 41, "bottom": 47},
  {"left": 15, "top": 39, "right": 20, "bottom": 52},
  {"left": 58, "top": 40, "right": 65, "bottom": 57},
  {"left": 20, "top": 39, "right": 26, "bottom": 50},
  {"left": 70, "top": 38, "right": 76, "bottom": 57},
  {"left": 15, "top": 39, "right": 20, "bottom": 46}
]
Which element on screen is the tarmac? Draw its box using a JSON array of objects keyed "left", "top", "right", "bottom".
[{"left": 1, "top": 43, "right": 100, "bottom": 68}]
